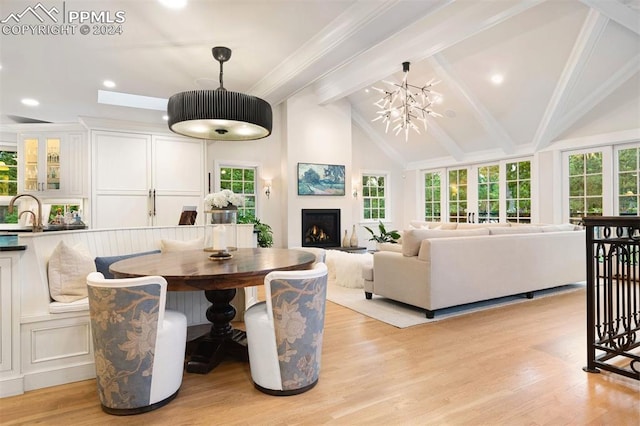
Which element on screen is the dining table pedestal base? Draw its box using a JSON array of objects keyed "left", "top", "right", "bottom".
[{"left": 186, "top": 288, "right": 249, "bottom": 374}]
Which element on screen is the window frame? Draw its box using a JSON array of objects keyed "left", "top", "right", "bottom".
[
  {"left": 562, "top": 146, "right": 613, "bottom": 224},
  {"left": 504, "top": 159, "right": 533, "bottom": 224},
  {"left": 360, "top": 170, "right": 391, "bottom": 223},
  {"left": 422, "top": 157, "right": 534, "bottom": 224},
  {"left": 421, "top": 169, "right": 444, "bottom": 222},
  {"left": 614, "top": 142, "right": 640, "bottom": 217},
  {"left": 214, "top": 160, "right": 261, "bottom": 219}
]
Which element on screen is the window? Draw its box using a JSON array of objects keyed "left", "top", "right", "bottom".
[
  {"left": 362, "top": 174, "right": 387, "bottom": 220},
  {"left": 0, "top": 149, "right": 18, "bottom": 223},
  {"left": 0, "top": 150, "right": 18, "bottom": 197},
  {"left": 219, "top": 166, "right": 256, "bottom": 218},
  {"left": 505, "top": 160, "right": 531, "bottom": 223},
  {"left": 477, "top": 164, "right": 499, "bottom": 223},
  {"left": 617, "top": 146, "right": 639, "bottom": 216},
  {"left": 568, "top": 151, "right": 603, "bottom": 224},
  {"left": 448, "top": 168, "right": 467, "bottom": 223},
  {"left": 423, "top": 171, "right": 441, "bottom": 222}
]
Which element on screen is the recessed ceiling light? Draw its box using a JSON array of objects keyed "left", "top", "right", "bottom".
[
  {"left": 103, "top": 80, "right": 116, "bottom": 88},
  {"left": 21, "top": 98, "right": 39, "bottom": 106},
  {"left": 491, "top": 74, "right": 504, "bottom": 85},
  {"left": 433, "top": 95, "right": 443, "bottom": 104},
  {"left": 162, "top": 114, "right": 169, "bottom": 121},
  {"left": 158, "top": 0, "right": 187, "bottom": 9}
]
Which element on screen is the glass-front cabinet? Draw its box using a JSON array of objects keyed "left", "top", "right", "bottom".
[
  {"left": 23, "top": 136, "right": 61, "bottom": 192},
  {"left": 18, "top": 130, "right": 86, "bottom": 197}
]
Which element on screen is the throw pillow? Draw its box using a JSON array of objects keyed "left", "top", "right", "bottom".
[
  {"left": 95, "top": 250, "right": 161, "bottom": 279},
  {"left": 48, "top": 241, "right": 96, "bottom": 303},
  {"left": 402, "top": 228, "right": 490, "bottom": 257},
  {"left": 159, "top": 236, "right": 204, "bottom": 252}
]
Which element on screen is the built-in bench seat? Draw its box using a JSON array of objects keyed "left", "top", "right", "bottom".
[{"left": 8, "top": 225, "right": 257, "bottom": 396}]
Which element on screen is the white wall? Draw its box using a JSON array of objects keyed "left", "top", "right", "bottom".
[
  {"left": 351, "top": 123, "right": 406, "bottom": 248},
  {"left": 283, "top": 87, "right": 353, "bottom": 248},
  {"left": 205, "top": 104, "right": 284, "bottom": 246}
]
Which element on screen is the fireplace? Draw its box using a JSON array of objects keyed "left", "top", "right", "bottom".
[{"left": 301, "top": 209, "right": 340, "bottom": 248}]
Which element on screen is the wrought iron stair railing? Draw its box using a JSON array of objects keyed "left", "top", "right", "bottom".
[{"left": 583, "top": 216, "right": 639, "bottom": 380}]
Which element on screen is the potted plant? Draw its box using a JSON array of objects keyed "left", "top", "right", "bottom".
[{"left": 363, "top": 220, "right": 401, "bottom": 245}]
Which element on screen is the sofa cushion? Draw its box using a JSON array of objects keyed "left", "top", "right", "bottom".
[
  {"left": 457, "top": 222, "right": 510, "bottom": 229},
  {"left": 432, "top": 223, "right": 458, "bottom": 230},
  {"left": 160, "top": 236, "right": 204, "bottom": 252},
  {"left": 95, "top": 250, "right": 161, "bottom": 279},
  {"left": 489, "top": 226, "right": 542, "bottom": 235},
  {"left": 540, "top": 224, "right": 580, "bottom": 232},
  {"left": 409, "top": 220, "right": 431, "bottom": 229},
  {"left": 48, "top": 241, "right": 96, "bottom": 303},
  {"left": 402, "top": 228, "right": 490, "bottom": 257}
]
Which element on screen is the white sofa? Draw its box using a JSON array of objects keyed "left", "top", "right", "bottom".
[
  {"left": 2, "top": 225, "right": 257, "bottom": 397},
  {"left": 363, "top": 222, "right": 586, "bottom": 318}
]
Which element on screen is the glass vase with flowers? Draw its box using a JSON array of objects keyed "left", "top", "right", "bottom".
[{"left": 204, "top": 189, "right": 244, "bottom": 257}]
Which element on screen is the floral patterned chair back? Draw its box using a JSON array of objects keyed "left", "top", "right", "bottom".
[
  {"left": 245, "top": 262, "right": 328, "bottom": 396},
  {"left": 86, "top": 272, "right": 187, "bottom": 415}
]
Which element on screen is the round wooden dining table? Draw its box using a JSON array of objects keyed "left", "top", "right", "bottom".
[{"left": 110, "top": 247, "right": 316, "bottom": 374}]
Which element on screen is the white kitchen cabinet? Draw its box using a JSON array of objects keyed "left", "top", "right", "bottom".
[
  {"left": 0, "top": 252, "right": 24, "bottom": 397},
  {"left": 17, "top": 131, "right": 86, "bottom": 197},
  {"left": 91, "top": 130, "right": 205, "bottom": 228}
]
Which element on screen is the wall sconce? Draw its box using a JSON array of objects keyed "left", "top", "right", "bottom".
[
  {"left": 352, "top": 181, "right": 359, "bottom": 199},
  {"left": 264, "top": 179, "right": 272, "bottom": 199}
]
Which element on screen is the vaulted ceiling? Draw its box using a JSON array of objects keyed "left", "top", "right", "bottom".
[{"left": 1, "top": 0, "right": 639, "bottom": 168}]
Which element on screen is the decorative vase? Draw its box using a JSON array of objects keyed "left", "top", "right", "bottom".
[
  {"left": 350, "top": 224, "right": 358, "bottom": 247},
  {"left": 342, "top": 230, "right": 349, "bottom": 247},
  {"left": 205, "top": 206, "right": 238, "bottom": 252}
]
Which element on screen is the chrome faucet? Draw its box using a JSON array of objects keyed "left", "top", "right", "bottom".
[{"left": 9, "top": 194, "right": 44, "bottom": 232}]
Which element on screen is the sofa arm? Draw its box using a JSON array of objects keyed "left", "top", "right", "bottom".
[
  {"left": 372, "top": 251, "right": 430, "bottom": 307},
  {"left": 377, "top": 242, "right": 403, "bottom": 253}
]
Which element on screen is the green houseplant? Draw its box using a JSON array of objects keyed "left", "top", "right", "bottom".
[{"left": 364, "top": 220, "right": 401, "bottom": 244}]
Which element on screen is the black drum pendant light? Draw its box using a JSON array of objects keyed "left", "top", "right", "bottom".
[{"left": 167, "top": 46, "right": 272, "bottom": 140}]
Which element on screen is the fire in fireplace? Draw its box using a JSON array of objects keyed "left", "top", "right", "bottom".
[{"left": 301, "top": 209, "right": 340, "bottom": 248}]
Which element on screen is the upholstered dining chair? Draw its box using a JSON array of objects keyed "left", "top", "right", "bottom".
[
  {"left": 290, "top": 246, "right": 326, "bottom": 264},
  {"left": 245, "top": 262, "right": 328, "bottom": 396},
  {"left": 86, "top": 272, "right": 187, "bottom": 415}
]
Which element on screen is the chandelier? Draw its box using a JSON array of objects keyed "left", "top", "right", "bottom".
[
  {"left": 167, "top": 47, "right": 272, "bottom": 141},
  {"left": 372, "top": 61, "right": 441, "bottom": 141}
]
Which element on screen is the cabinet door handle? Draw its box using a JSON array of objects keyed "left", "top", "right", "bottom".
[
  {"left": 148, "top": 189, "right": 153, "bottom": 217},
  {"left": 153, "top": 189, "right": 156, "bottom": 217}
]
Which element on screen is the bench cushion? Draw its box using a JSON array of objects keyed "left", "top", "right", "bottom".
[{"left": 49, "top": 297, "right": 90, "bottom": 313}]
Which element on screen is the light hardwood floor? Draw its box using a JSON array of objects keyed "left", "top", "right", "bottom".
[{"left": 1, "top": 288, "right": 638, "bottom": 425}]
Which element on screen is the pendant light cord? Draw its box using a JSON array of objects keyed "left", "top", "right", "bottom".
[{"left": 218, "top": 60, "right": 225, "bottom": 91}]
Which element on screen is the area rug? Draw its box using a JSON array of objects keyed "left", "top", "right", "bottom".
[{"left": 326, "top": 281, "right": 586, "bottom": 328}]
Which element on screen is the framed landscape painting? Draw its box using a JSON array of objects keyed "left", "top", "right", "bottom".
[{"left": 297, "top": 163, "right": 345, "bottom": 196}]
